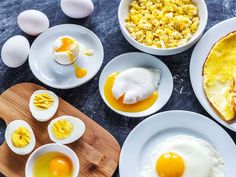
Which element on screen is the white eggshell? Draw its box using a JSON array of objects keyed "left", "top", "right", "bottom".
[
  {"left": 48, "top": 115, "right": 86, "bottom": 144},
  {"left": 17, "top": 10, "right": 49, "bottom": 36},
  {"left": 1, "top": 35, "right": 30, "bottom": 68},
  {"left": 5, "top": 120, "right": 36, "bottom": 155},
  {"left": 29, "top": 90, "right": 59, "bottom": 122},
  {"left": 61, "top": 0, "right": 94, "bottom": 18}
]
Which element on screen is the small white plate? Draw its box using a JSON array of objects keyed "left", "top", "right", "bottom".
[
  {"left": 29, "top": 24, "right": 104, "bottom": 89},
  {"left": 119, "top": 110, "right": 236, "bottom": 177},
  {"left": 99, "top": 52, "right": 173, "bottom": 117},
  {"left": 190, "top": 17, "right": 236, "bottom": 132}
]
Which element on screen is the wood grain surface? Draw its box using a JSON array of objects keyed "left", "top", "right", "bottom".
[{"left": 0, "top": 83, "right": 120, "bottom": 177}]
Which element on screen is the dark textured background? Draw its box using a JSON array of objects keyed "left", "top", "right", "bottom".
[{"left": 0, "top": 0, "right": 236, "bottom": 176}]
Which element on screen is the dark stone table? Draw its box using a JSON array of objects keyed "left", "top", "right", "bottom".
[{"left": 0, "top": 0, "right": 236, "bottom": 176}]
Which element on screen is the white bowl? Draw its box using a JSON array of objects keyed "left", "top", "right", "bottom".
[
  {"left": 99, "top": 52, "right": 173, "bottom": 117},
  {"left": 25, "top": 143, "right": 79, "bottom": 177},
  {"left": 118, "top": 0, "right": 208, "bottom": 56}
]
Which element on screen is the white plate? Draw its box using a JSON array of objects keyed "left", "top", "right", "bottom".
[
  {"left": 99, "top": 52, "right": 173, "bottom": 117},
  {"left": 190, "top": 17, "right": 236, "bottom": 132},
  {"left": 29, "top": 24, "right": 104, "bottom": 89},
  {"left": 119, "top": 110, "right": 236, "bottom": 177}
]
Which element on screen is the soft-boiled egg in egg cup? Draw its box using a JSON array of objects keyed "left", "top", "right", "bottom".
[
  {"left": 25, "top": 143, "right": 79, "bottom": 177},
  {"left": 99, "top": 52, "right": 173, "bottom": 117},
  {"left": 48, "top": 115, "right": 85, "bottom": 144},
  {"left": 29, "top": 90, "right": 59, "bottom": 122},
  {"left": 5, "top": 120, "right": 36, "bottom": 155}
]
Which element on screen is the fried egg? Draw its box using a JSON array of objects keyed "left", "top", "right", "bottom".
[
  {"left": 140, "top": 135, "right": 224, "bottom": 177},
  {"left": 203, "top": 32, "right": 236, "bottom": 121},
  {"left": 104, "top": 67, "right": 161, "bottom": 112},
  {"left": 5, "top": 120, "right": 36, "bottom": 155},
  {"left": 29, "top": 90, "right": 59, "bottom": 122},
  {"left": 48, "top": 115, "right": 85, "bottom": 144}
]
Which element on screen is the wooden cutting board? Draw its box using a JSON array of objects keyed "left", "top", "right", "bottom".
[{"left": 0, "top": 83, "right": 120, "bottom": 177}]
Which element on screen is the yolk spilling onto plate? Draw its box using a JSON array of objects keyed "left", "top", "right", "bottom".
[
  {"left": 33, "top": 93, "right": 54, "bottom": 110},
  {"left": 33, "top": 152, "right": 73, "bottom": 177},
  {"left": 104, "top": 72, "right": 158, "bottom": 112},
  {"left": 73, "top": 63, "right": 87, "bottom": 78},
  {"left": 52, "top": 119, "right": 73, "bottom": 140},
  {"left": 156, "top": 152, "right": 185, "bottom": 177},
  {"left": 11, "top": 126, "right": 30, "bottom": 148}
]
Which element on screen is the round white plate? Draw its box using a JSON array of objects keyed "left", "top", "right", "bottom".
[
  {"left": 29, "top": 24, "right": 104, "bottom": 89},
  {"left": 99, "top": 52, "right": 173, "bottom": 117},
  {"left": 190, "top": 17, "right": 236, "bottom": 132},
  {"left": 119, "top": 110, "right": 236, "bottom": 177}
]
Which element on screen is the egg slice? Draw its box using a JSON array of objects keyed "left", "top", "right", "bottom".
[
  {"left": 140, "top": 135, "right": 224, "bottom": 177},
  {"left": 53, "top": 36, "right": 80, "bottom": 65},
  {"left": 29, "top": 90, "right": 59, "bottom": 122},
  {"left": 48, "top": 115, "right": 85, "bottom": 144},
  {"left": 5, "top": 120, "right": 36, "bottom": 155},
  {"left": 203, "top": 32, "right": 236, "bottom": 121}
]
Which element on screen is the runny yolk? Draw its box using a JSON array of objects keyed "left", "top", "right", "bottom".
[
  {"left": 55, "top": 37, "right": 74, "bottom": 52},
  {"left": 73, "top": 63, "right": 87, "bottom": 78},
  {"left": 104, "top": 72, "right": 158, "bottom": 112},
  {"left": 49, "top": 156, "right": 72, "bottom": 177},
  {"left": 156, "top": 152, "right": 185, "bottom": 177}
]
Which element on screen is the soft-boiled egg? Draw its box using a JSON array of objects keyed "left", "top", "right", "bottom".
[
  {"left": 104, "top": 67, "right": 161, "bottom": 112},
  {"left": 1, "top": 35, "right": 30, "bottom": 68},
  {"left": 203, "top": 32, "right": 236, "bottom": 121},
  {"left": 17, "top": 10, "right": 49, "bottom": 36},
  {"left": 29, "top": 90, "right": 59, "bottom": 122},
  {"left": 48, "top": 116, "right": 85, "bottom": 144},
  {"left": 5, "top": 120, "right": 36, "bottom": 155},
  {"left": 140, "top": 135, "right": 224, "bottom": 177}
]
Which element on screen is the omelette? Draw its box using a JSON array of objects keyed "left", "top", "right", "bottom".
[{"left": 203, "top": 32, "right": 236, "bottom": 121}]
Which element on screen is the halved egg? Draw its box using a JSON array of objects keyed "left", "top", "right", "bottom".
[
  {"left": 48, "top": 115, "right": 85, "bottom": 144},
  {"left": 29, "top": 90, "right": 59, "bottom": 122},
  {"left": 5, "top": 120, "right": 36, "bottom": 155},
  {"left": 104, "top": 67, "right": 161, "bottom": 112}
]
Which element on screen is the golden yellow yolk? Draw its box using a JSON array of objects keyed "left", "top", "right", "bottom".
[
  {"left": 73, "top": 63, "right": 87, "bottom": 78},
  {"left": 156, "top": 152, "right": 185, "bottom": 177},
  {"left": 55, "top": 37, "right": 75, "bottom": 53},
  {"left": 104, "top": 72, "right": 158, "bottom": 112},
  {"left": 34, "top": 93, "right": 54, "bottom": 110},
  {"left": 49, "top": 156, "right": 72, "bottom": 177},
  {"left": 52, "top": 119, "right": 73, "bottom": 139},
  {"left": 11, "top": 126, "right": 31, "bottom": 148}
]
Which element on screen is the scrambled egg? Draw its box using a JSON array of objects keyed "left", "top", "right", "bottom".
[
  {"left": 125, "top": 0, "right": 200, "bottom": 48},
  {"left": 203, "top": 32, "right": 236, "bottom": 121}
]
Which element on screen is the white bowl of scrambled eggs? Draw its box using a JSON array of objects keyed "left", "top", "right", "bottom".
[{"left": 118, "top": 0, "right": 208, "bottom": 56}]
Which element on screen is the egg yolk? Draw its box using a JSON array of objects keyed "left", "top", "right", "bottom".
[
  {"left": 104, "top": 72, "right": 158, "bottom": 112},
  {"left": 156, "top": 152, "right": 185, "bottom": 177},
  {"left": 73, "top": 63, "right": 87, "bottom": 78},
  {"left": 52, "top": 119, "right": 73, "bottom": 139},
  {"left": 33, "top": 93, "right": 54, "bottom": 110},
  {"left": 11, "top": 126, "right": 30, "bottom": 148},
  {"left": 49, "top": 157, "right": 72, "bottom": 177},
  {"left": 55, "top": 37, "right": 75, "bottom": 53}
]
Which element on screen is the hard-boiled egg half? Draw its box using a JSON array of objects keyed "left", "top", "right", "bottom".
[
  {"left": 29, "top": 90, "right": 59, "bottom": 122},
  {"left": 48, "top": 116, "right": 85, "bottom": 144},
  {"left": 104, "top": 67, "right": 161, "bottom": 112},
  {"left": 5, "top": 120, "right": 36, "bottom": 155}
]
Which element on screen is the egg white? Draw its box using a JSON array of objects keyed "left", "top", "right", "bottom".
[
  {"left": 112, "top": 67, "right": 161, "bottom": 104},
  {"left": 48, "top": 115, "right": 86, "bottom": 144},
  {"left": 29, "top": 90, "right": 59, "bottom": 122},
  {"left": 5, "top": 120, "right": 36, "bottom": 155},
  {"left": 140, "top": 135, "right": 224, "bottom": 177}
]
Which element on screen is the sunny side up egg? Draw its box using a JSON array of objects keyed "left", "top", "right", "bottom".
[
  {"left": 104, "top": 67, "right": 161, "bottom": 112},
  {"left": 140, "top": 136, "right": 224, "bottom": 177}
]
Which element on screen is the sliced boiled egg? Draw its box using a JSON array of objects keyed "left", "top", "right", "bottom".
[
  {"left": 104, "top": 67, "right": 161, "bottom": 112},
  {"left": 48, "top": 115, "right": 85, "bottom": 144},
  {"left": 29, "top": 90, "right": 59, "bottom": 122},
  {"left": 5, "top": 120, "right": 36, "bottom": 155}
]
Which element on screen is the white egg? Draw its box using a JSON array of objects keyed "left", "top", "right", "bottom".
[
  {"left": 112, "top": 67, "right": 161, "bottom": 104},
  {"left": 29, "top": 90, "right": 59, "bottom": 122},
  {"left": 48, "top": 115, "right": 85, "bottom": 144},
  {"left": 17, "top": 10, "right": 49, "bottom": 36},
  {"left": 61, "top": 0, "right": 94, "bottom": 19},
  {"left": 1, "top": 35, "right": 30, "bottom": 68},
  {"left": 5, "top": 120, "right": 36, "bottom": 155},
  {"left": 140, "top": 135, "right": 224, "bottom": 177}
]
